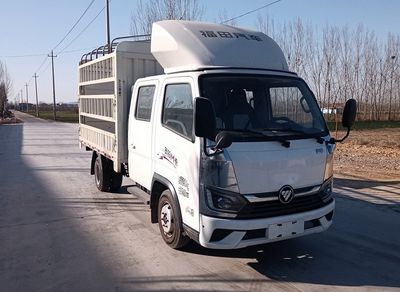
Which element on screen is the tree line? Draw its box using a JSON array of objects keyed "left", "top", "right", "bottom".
[
  {"left": 0, "top": 61, "right": 12, "bottom": 118},
  {"left": 3, "top": 1, "right": 399, "bottom": 121},
  {"left": 256, "top": 15, "right": 400, "bottom": 121},
  {"left": 131, "top": 0, "right": 399, "bottom": 121}
]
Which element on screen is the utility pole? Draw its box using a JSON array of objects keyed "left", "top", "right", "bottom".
[
  {"left": 33, "top": 73, "right": 39, "bottom": 117},
  {"left": 25, "top": 83, "right": 29, "bottom": 112},
  {"left": 105, "top": 0, "right": 111, "bottom": 53},
  {"left": 48, "top": 50, "right": 57, "bottom": 120},
  {"left": 20, "top": 90, "right": 23, "bottom": 111}
]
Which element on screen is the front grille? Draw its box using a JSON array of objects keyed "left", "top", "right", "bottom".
[
  {"left": 250, "top": 185, "right": 318, "bottom": 200},
  {"left": 237, "top": 191, "right": 332, "bottom": 219}
]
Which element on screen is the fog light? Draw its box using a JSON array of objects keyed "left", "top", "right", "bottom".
[{"left": 216, "top": 196, "right": 234, "bottom": 209}]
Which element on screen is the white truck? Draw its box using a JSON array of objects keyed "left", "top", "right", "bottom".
[{"left": 78, "top": 20, "right": 356, "bottom": 249}]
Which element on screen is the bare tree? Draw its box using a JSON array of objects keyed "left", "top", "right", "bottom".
[
  {"left": 0, "top": 61, "right": 12, "bottom": 118},
  {"left": 385, "top": 33, "right": 399, "bottom": 120},
  {"left": 130, "top": 0, "right": 204, "bottom": 35},
  {"left": 255, "top": 14, "right": 400, "bottom": 121},
  {"left": 256, "top": 13, "right": 276, "bottom": 38},
  {"left": 216, "top": 8, "right": 237, "bottom": 27}
]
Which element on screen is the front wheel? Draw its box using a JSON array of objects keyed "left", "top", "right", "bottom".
[{"left": 157, "top": 190, "right": 189, "bottom": 249}]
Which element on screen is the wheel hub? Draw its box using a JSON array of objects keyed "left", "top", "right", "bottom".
[{"left": 160, "top": 204, "right": 173, "bottom": 233}]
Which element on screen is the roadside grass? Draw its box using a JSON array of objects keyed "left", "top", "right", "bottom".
[
  {"left": 24, "top": 109, "right": 400, "bottom": 129},
  {"left": 326, "top": 120, "right": 400, "bottom": 131},
  {"left": 26, "top": 110, "right": 79, "bottom": 123}
]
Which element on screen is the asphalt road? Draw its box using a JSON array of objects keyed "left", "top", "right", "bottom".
[{"left": 1, "top": 112, "right": 399, "bottom": 292}]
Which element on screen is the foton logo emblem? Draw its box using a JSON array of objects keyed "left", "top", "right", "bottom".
[{"left": 278, "top": 185, "right": 295, "bottom": 204}]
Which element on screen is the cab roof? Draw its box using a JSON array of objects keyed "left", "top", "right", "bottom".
[{"left": 151, "top": 20, "right": 289, "bottom": 74}]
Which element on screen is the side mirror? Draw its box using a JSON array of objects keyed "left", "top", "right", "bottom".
[
  {"left": 214, "top": 131, "right": 232, "bottom": 149},
  {"left": 330, "top": 98, "right": 357, "bottom": 143},
  {"left": 194, "top": 97, "right": 216, "bottom": 139},
  {"left": 342, "top": 99, "right": 357, "bottom": 128}
]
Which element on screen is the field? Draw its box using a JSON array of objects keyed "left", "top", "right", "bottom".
[
  {"left": 327, "top": 120, "right": 400, "bottom": 131},
  {"left": 26, "top": 110, "right": 78, "bottom": 123},
  {"left": 334, "top": 127, "right": 400, "bottom": 180},
  {"left": 19, "top": 110, "right": 400, "bottom": 180}
]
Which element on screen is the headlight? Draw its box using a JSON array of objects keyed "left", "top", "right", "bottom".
[
  {"left": 324, "top": 141, "right": 335, "bottom": 181},
  {"left": 324, "top": 152, "right": 334, "bottom": 181},
  {"left": 205, "top": 187, "right": 248, "bottom": 213},
  {"left": 319, "top": 178, "right": 333, "bottom": 202}
]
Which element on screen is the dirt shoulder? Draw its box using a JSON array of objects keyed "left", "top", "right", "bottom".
[
  {"left": 0, "top": 117, "right": 23, "bottom": 124},
  {"left": 334, "top": 128, "right": 400, "bottom": 181}
]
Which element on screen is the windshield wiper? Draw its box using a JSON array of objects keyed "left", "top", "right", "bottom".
[
  {"left": 222, "top": 129, "right": 291, "bottom": 148},
  {"left": 224, "top": 129, "right": 266, "bottom": 136},
  {"left": 264, "top": 127, "right": 325, "bottom": 144},
  {"left": 265, "top": 127, "right": 306, "bottom": 134}
]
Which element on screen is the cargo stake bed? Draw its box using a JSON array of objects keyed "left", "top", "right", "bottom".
[
  {"left": 78, "top": 39, "right": 162, "bottom": 173},
  {"left": 78, "top": 20, "right": 356, "bottom": 249}
]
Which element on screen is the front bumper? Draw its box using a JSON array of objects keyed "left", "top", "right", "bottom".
[{"left": 199, "top": 200, "right": 335, "bottom": 249}]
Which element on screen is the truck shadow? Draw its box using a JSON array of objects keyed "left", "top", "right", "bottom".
[
  {"left": 4, "top": 119, "right": 399, "bottom": 290},
  {"left": 181, "top": 187, "right": 400, "bottom": 289},
  {"left": 0, "top": 123, "right": 118, "bottom": 291}
]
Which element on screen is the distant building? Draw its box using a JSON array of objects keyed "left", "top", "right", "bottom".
[
  {"left": 321, "top": 108, "right": 337, "bottom": 114},
  {"left": 59, "top": 102, "right": 78, "bottom": 108}
]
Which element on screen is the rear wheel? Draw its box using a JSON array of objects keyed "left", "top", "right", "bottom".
[
  {"left": 157, "top": 190, "right": 189, "bottom": 249},
  {"left": 94, "top": 155, "right": 111, "bottom": 192},
  {"left": 94, "top": 154, "right": 122, "bottom": 192}
]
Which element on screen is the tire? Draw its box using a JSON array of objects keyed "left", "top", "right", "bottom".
[
  {"left": 94, "top": 154, "right": 123, "bottom": 192},
  {"left": 94, "top": 154, "right": 111, "bottom": 192},
  {"left": 157, "top": 190, "right": 190, "bottom": 249}
]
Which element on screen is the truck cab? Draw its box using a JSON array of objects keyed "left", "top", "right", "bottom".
[{"left": 79, "top": 20, "right": 356, "bottom": 249}]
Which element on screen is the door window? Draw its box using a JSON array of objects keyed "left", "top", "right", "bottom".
[
  {"left": 162, "top": 83, "right": 193, "bottom": 140},
  {"left": 135, "top": 85, "right": 156, "bottom": 121}
]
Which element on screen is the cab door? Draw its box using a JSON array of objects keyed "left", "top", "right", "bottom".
[
  {"left": 153, "top": 76, "right": 201, "bottom": 231},
  {"left": 128, "top": 80, "right": 158, "bottom": 189}
]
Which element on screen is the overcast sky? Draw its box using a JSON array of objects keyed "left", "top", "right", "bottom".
[{"left": 1, "top": 0, "right": 399, "bottom": 103}]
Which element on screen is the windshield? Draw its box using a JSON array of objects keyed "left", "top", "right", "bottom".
[{"left": 199, "top": 74, "right": 328, "bottom": 140}]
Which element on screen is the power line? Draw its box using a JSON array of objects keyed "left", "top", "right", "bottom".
[
  {"left": 52, "top": 0, "right": 96, "bottom": 51},
  {"left": 62, "top": 47, "right": 97, "bottom": 54},
  {"left": 18, "top": 46, "right": 95, "bottom": 90},
  {"left": 0, "top": 47, "right": 100, "bottom": 59},
  {"left": 58, "top": 7, "right": 105, "bottom": 54},
  {"left": 24, "top": 56, "right": 48, "bottom": 86},
  {"left": 38, "top": 61, "right": 51, "bottom": 75},
  {"left": 18, "top": 1, "right": 102, "bottom": 92},
  {"left": 35, "top": 57, "right": 48, "bottom": 73},
  {"left": 0, "top": 53, "right": 47, "bottom": 58},
  {"left": 40, "top": 48, "right": 94, "bottom": 75},
  {"left": 39, "top": 47, "right": 96, "bottom": 76},
  {"left": 221, "top": 0, "right": 282, "bottom": 24}
]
